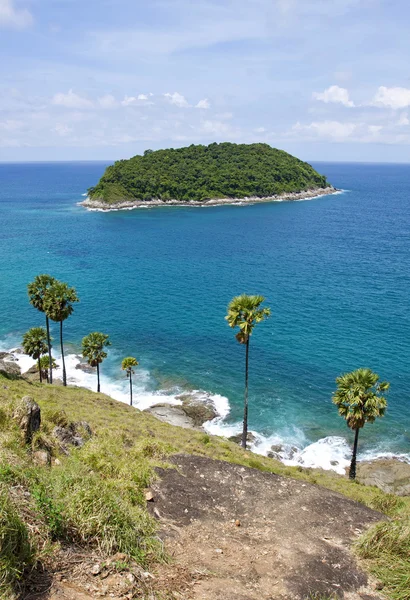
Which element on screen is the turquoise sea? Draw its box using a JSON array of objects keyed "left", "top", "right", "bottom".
[{"left": 1, "top": 161, "right": 409, "bottom": 470}]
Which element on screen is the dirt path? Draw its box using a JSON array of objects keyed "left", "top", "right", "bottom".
[{"left": 149, "top": 455, "right": 384, "bottom": 600}]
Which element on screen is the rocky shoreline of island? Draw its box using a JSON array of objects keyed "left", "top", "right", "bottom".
[{"left": 79, "top": 186, "right": 339, "bottom": 211}]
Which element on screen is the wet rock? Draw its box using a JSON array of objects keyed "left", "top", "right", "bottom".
[
  {"left": 13, "top": 396, "right": 41, "bottom": 443},
  {"left": 75, "top": 362, "right": 96, "bottom": 374},
  {"left": 176, "top": 392, "right": 218, "bottom": 427},
  {"left": 0, "top": 352, "right": 13, "bottom": 360},
  {"left": 145, "top": 404, "right": 202, "bottom": 430},
  {"left": 357, "top": 459, "right": 410, "bottom": 496},
  {"left": 229, "top": 432, "right": 257, "bottom": 446},
  {"left": 0, "top": 359, "right": 21, "bottom": 380}
]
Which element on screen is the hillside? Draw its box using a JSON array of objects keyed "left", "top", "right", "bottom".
[
  {"left": 1, "top": 373, "right": 409, "bottom": 599},
  {"left": 86, "top": 142, "right": 332, "bottom": 206}
]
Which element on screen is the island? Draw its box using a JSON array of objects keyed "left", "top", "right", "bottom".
[{"left": 82, "top": 142, "right": 336, "bottom": 209}]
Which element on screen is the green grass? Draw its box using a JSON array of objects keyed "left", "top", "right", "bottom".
[
  {"left": 0, "top": 373, "right": 409, "bottom": 599},
  {"left": 0, "top": 486, "right": 34, "bottom": 599}
]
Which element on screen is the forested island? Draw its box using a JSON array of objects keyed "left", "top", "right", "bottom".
[{"left": 83, "top": 142, "right": 335, "bottom": 209}]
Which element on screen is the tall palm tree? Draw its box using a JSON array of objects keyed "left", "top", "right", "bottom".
[
  {"left": 82, "top": 332, "right": 111, "bottom": 393},
  {"left": 121, "top": 357, "right": 139, "bottom": 406},
  {"left": 22, "top": 327, "right": 48, "bottom": 382},
  {"left": 28, "top": 275, "right": 57, "bottom": 383},
  {"left": 226, "top": 294, "right": 271, "bottom": 449},
  {"left": 333, "top": 368, "right": 389, "bottom": 480},
  {"left": 44, "top": 281, "right": 79, "bottom": 387},
  {"left": 38, "top": 355, "right": 58, "bottom": 384}
]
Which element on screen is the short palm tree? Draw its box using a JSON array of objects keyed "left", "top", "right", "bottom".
[
  {"left": 44, "top": 280, "right": 79, "bottom": 387},
  {"left": 226, "top": 294, "right": 271, "bottom": 449},
  {"left": 121, "top": 357, "right": 139, "bottom": 406},
  {"left": 22, "top": 327, "right": 48, "bottom": 383},
  {"left": 333, "top": 368, "right": 389, "bottom": 480},
  {"left": 82, "top": 332, "right": 111, "bottom": 393},
  {"left": 28, "top": 274, "right": 57, "bottom": 383},
  {"left": 38, "top": 355, "right": 58, "bottom": 384}
]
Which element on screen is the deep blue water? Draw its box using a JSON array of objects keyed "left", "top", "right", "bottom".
[{"left": 1, "top": 161, "right": 409, "bottom": 467}]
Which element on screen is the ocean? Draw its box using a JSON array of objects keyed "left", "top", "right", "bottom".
[{"left": 1, "top": 160, "right": 409, "bottom": 472}]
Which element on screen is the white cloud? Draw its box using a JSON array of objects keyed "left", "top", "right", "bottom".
[
  {"left": 293, "top": 120, "right": 356, "bottom": 140},
  {"left": 164, "top": 92, "right": 190, "bottom": 108},
  {"left": 0, "top": 0, "right": 33, "bottom": 29},
  {"left": 368, "top": 125, "right": 382, "bottom": 135},
  {"left": 121, "top": 95, "right": 137, "bottom": 106},
  {"left": 0, "top": 119, "right": 23, "bottom": 131},
  {"left": 372, "top": 86, "right": 410, "bottom": 110},
  {"left": 200, "top": 120, "right": 231, "bottom": 135},
  {"left": 98, "top": 94, "right": 117, "bottom": 109},
  {"left": 196, "top": 98, "right": 210, "bottom": 109},
  {"left": 255, "top": 126, "right": 266, "bottom": 133},
  {"left": 313, "top": 85, "right": 354, "bottom": 107},
  {"left": 52, "top": 89, "right": 94, "bottom": 109},
  {"left": 137, "top": 94, "right": 149, "bottom": 100},
  {"left": 53, "top": 123, "right": 72, "bottom": 136},
  {"left": 398, "top": 112, "right": 409, "bottom": 126}
]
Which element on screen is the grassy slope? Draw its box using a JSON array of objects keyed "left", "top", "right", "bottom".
[{"left": 1, "top": 374, "right": 409, "bottom": 599}]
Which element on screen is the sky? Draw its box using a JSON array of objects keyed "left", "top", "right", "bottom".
[{"left": 1, "top": 0, "right": 410, "bottom": 162}]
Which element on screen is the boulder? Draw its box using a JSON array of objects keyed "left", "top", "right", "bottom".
[
  {"left": 0, "top": 359, "right": 21, "bottom": 380},
  {"left": 176, "top": 392, "right": 218, "bottom": 427},
  {"left": 357, "top": 459, "right": 410, "bottom": 496},
  {"left": 52, "top": 421, "right": 92, "bottom": 451},
  {"left": 33, "top": 450, "right": 51, "bottom": 466},
  {"left": 13, "top": 396, "right": 41, "bottom": 443},
  {"left": 228, "top": 432, "right": 257, "bottom": 446},
  {"left": 75, "top": 362, "right": 96, "bottom": 374}
]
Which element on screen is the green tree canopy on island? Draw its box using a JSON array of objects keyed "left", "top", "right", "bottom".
[{"left": 89, "top": 142, "right": 330, "bottom": 204}]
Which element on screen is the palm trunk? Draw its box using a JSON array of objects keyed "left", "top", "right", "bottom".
[
  {"left": 241, "top": 338, "right": 250, "bottom": 450},
  {"left": 38, "top": 357, "right": 42, "bottom": 383},
  {"left": 97, "top": 362, "right": 100, "bottom": 393},
  {"left": 60, "top": 321, "right": 67, "bottom": 386},
  {"left": 349, "top": 428, "right": 360, "bottom": 480},
  {"left": 46, "top": 315, "right": 53, "bottom": 384},
  {"left": 129, "top": 373, "right": 133, "bottom": 406}
]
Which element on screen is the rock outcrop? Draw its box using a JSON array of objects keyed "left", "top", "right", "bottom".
[
  {"left": 0, "top": 359, "right": 21, "bottom": 380},
  {"left": 357, "top": 458, "right": 410, "bottom": 496},
  {"left": 12, "top": 396, "right": 41, "bottom": 443}
]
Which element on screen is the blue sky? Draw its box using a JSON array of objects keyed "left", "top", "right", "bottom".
[{"left": 1, "top": 0, "right": 410, "bottom": 162}]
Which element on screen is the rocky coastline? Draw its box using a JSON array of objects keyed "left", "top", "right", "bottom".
[{"left": 80, "top": 185, "right": 338, "bottom": 211}]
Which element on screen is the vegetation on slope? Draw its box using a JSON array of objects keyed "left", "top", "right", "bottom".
[
  {"left": 0, "top": 374, "right": 409, "bottom": 599},
  {"left": 88, "top": 143, "right": 330, "bottom": 204}
]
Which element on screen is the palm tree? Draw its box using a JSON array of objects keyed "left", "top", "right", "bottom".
[
  {"left": 333, "top": 368, "right": 389, "bottom": 480},
  {"left": 28, "top": 275, "right": 57, "bottom": 383},
  {"left": 22, "top": 327, "right": 48, "bottom": 383},
  {"left": 44, "top": 281, "right": 79, "bottom": 387},
  {"left": 225, "top": 294, "right": 271, "bottom": 449},
  {"left": 121, "top": 357, "right": 139, "bottom": 406},
  {"left": 82, "top": 332, "right": 111, "bottom": 393},
  {"left": 38, "top": 355, "right": 58, "bottom": 384}
]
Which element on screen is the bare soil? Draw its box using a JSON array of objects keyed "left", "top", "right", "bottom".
[{"left": 21, "top": 455, "right": 385, "bottom": 600}]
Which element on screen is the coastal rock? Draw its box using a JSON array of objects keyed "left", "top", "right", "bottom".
[
  {"left": 144, "top": 404, "right": 202, "bottom": 430},
  {"left": 357, "top": 458, "right": 410, "bottom": 496},
  {"left": 0, "top": 359, "right": 21, "bottom": 380},
  {"left": 0, "top": 352, "right": 13, "bottom": 360},
  {"left": 75, "top": 362, "right": 96, "bottom": 374},
  {"left": 176, "top": 392, "right": 218, "bottom": 427},
  {"left": 13, "top": 396, "right": 41, "bottom": 443},
  {"left": 228, "top": 432, "right": 257, "bottom": 446}
]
